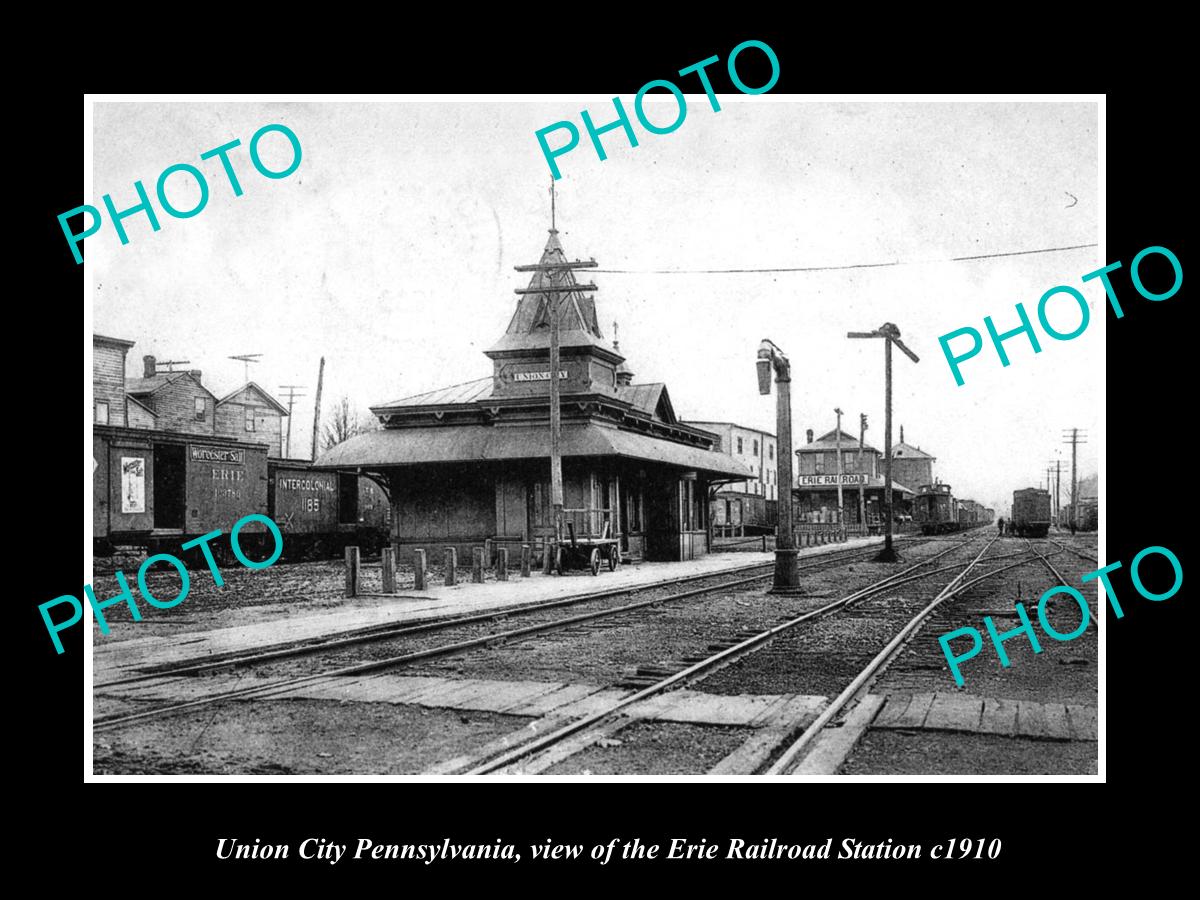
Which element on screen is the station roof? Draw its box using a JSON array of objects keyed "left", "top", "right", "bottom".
[
  {"left": 797, "top": 433, "right": 879, "bottom": 455},
  {"left": 314, "top": 421, "right": 751, "bottom": 478},
  {"left": 487, "top": 230, "right": 622, "bottom": 357},
  {"left": 891, "top": 441, "right": 934, "bottom": 460}
]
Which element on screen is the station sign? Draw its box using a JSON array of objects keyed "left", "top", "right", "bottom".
[
  {"left": 511, "top": 370, "right": 569, "bottom": 382},
  {"left": 798, "top": 473, "right": 868, "bottom": 487}
]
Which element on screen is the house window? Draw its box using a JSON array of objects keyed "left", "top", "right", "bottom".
[
  {"left": 736, "top": 437, "right": 743, "bottom": 454},
  {"left": 814, "top": 454, "right": 825, "bottom": 474},
  {"left": 753, "top": 439, "right": 759, "bottom": 455},
  {"left": 245, "top": 407, "right": 255, "bottom": 432},
  {"left": 95, "top": 401, "right": 109, "bottom": 425},
  {"left": 194, "top": 397, "right": 206, "bottom": 421}
]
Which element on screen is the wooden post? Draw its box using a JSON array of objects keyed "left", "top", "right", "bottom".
[
  {"left": 484, "top": 538, "right": 493, "bottom": 565},
  {"left": 344, "top": 546, "right": 360, "bottom": 597},
  {"left": 381, "top": 546, "right": 396, "bottom": 593},
  {"left": 444, "top": 547, "right": 457, "bottom": 586},
  {"left": 542, "top": 540, "right": 552, "bottom": 574},
  {"left": 311, "top": 355, "right": 325, "bottom": 461},
  {"left": 413, "top": 549, "right": 427, "bottom": 591},
  {"left": 496, "top": 547, "right": 509, "bottom": 581},
  {"left": 472, "top": 547, "right": 485, "bottom": 583},
  {"left": 521, "top": 543, "right": 531, "bottom": 577}
]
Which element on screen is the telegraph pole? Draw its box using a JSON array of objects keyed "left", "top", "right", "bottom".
[
  {"left": 834, "top": 407, "right": 844, "bottom": 531},
  {"left": 1062, "top": 428, "right": 1088, "bottom": 532},
  {"left": 513, "top": 182, "right": 598, "bottom": 561},
  {"left": 311, "top": 356, "right": 325, "bottom": 460},
  {"left": 858, "top": 413, "right": 867, "bottom": 530},
  {"left": 280, "top": 385, "right": 307, "bottom": 458},
  {"left": 848, "top": 324, "right": 920, "bottom": 562}
]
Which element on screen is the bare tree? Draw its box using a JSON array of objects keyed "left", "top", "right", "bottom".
[{"left": 322, "top": 396, "right": 378, "bottom": 451}]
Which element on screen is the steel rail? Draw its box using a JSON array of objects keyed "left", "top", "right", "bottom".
[
  {"left": 94, "top": 541, "right": 919, "bottom": 730},
  {"left": 764, "top": 541, "right": 1065, "bottom": 774},
  {"left": 464, "top": 535, "right": 990, "bottom": 775},
  {"left": 97, "top": 539, "right": 923, "bottom": 689}
]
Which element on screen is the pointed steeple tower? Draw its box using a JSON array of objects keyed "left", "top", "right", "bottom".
[{"left": 487, "top": 218, "right": 626, "bottom": 399}]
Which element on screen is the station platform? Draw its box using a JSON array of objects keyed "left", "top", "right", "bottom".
[{"left": 93, "top": 535, "right": 886, "bottom": 679}]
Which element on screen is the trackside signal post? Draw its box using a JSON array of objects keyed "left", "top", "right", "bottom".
[
  {"left": 758, "top": 339, "right": 798, "bottom": 591},
  {"left": 848, "top": 323, "right": 919, "bottom": 563}
]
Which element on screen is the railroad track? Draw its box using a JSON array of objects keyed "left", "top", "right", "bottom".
[
  {"left": 459, "top": 533, "right": 1017, "bottom": 774},
  {"left": 458, "top": 536, "right": 1064, "bottom": 775},
  {"left": 93, "top": 538, "right": 931, "bottom": 729},
  {"left": 1046, "top": 537, "right": 1099, "bottom": 566},
  {"left": 763, "top": 539, "right": 1072, "bottom": 775}
]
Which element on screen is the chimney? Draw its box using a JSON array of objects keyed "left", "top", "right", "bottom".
[
  {"left": 143, "top": 355, "right": 156, "bottom": 378},
  {"left": 189, "top": 369, "right": 203, "bottom": 382},
  {"left": 806, "top": 429, "right": 813, "bottom": 444},
  {"left": 900, "top": 425, "right": 905, "bottom": 443}
]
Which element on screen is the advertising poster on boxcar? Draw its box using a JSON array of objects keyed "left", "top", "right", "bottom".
[{"left": 120, "top": 457, "right": 144, "bottom": 514}]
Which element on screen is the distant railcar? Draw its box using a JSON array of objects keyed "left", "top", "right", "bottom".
[
  {"left": 915, "top": 483, "right": 958, "bottom": 534},
  {"left": 1011, "top": 488, "right": 1051, "bottom": 537}
]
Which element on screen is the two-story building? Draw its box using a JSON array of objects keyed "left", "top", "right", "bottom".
[
  {"left": 92, "top": 336, "right": 289, "bottom": 458},
  {"left": 794, "top": 426, "right": 914, "bottom": 527},
  {"left": 889, "top": 426, "right": 936, "bottom": 494},
  {"left": 681, "top": 421, "right": 778, "bottom": 534}
]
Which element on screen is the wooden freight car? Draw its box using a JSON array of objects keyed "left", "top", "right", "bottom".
[
  {"left": 268, "top": 462, "right": 390, "bottom": 559},
  {"left": 914, "top": 483, "right": 958, "bottom": 534},
  {"left": 93, "top": 425, "right": 270, "bottom": 558},
  {"left": 1011, "top": 487, "right": 1052, "bottom": 538}
]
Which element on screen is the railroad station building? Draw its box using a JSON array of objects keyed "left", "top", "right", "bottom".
[
  {"left": 793, "top": 426, "right": 914, "bottom": 528},
  {"left": 315, "top": 227, "right": 751, "bottom": 563}
]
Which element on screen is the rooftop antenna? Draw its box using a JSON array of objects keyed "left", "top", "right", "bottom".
[
  {"left": 157, "top": 359, "right": 190, "bottom": 373},
  {"left": 229, "top": 353, "right": 263, "bottom": 383}
]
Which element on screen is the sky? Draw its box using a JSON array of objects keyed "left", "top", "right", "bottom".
[{"left": 90, "top": 99, "right": 1100, "bottom": 515}]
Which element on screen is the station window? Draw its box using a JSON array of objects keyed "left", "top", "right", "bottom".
[
  {"left": 753, "top": 439, "right": 759, "bottom": 455},
  {"left": 814, "top": 454, "right": 825, "bottom": 474},
  {"left": 245, "top": 407, "right": 255, "bottom": 432},
  {"left": 95, "top": 401, "right": 109, "bottom": 425},
  {"left": 736, "top": 437, "right": 743, "bottom": 455},
  {"left": 194, "top": 397, "right": 206, "bottom": 421},
  {"left": 769, "top": 445, "right": 774, "bottom": 460}
]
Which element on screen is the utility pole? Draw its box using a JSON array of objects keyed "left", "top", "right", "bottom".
[
  {"left": 858, "top": 413, "right": 868, "bottom": 530},
  {"left": 1062, "top": 428, "right": 1088, "bottom": 532},
  {"left": 848, "top": 323, "right": 919, "bottom": 563},
  {"left": 834, "top": 407, "right": 844, "bottom": 531},
  {"left": 279, "top": 385, "right": 307, "bottom": 458},
  {"left": 758, "top": 340, "right": 797, "bottom": 591},
  {"left": 513, "top": 181, "right": 598, "bottom": 563},
  {"left": 311, "top": 356, "right": 325, "bottom": 461}
]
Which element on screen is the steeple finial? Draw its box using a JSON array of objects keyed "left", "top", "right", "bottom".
[
  {"left": 613, "top": 320, "right": 619, "bottom": 351},
  {"left": 549, "top": 178, "right": 557, "bottom": 233}
]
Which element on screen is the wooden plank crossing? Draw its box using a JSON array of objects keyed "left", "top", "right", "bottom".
[{"left": 873, "top": 693, "right": 1096, "bottom": 742}]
